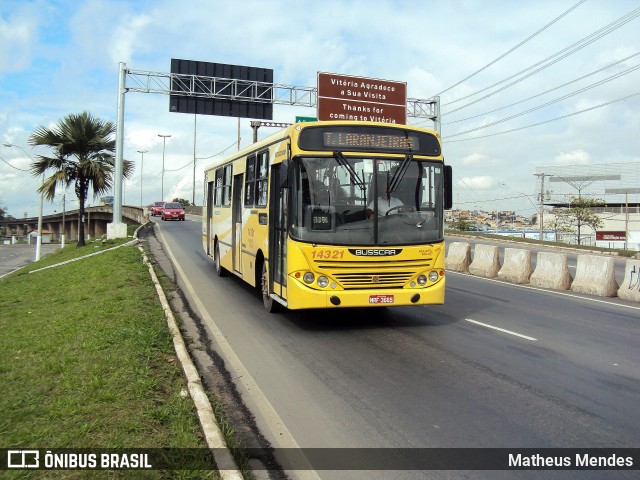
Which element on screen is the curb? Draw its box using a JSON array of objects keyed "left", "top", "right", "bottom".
[{"left": 138, "top": 243, "right": 244, "bottom": 480}]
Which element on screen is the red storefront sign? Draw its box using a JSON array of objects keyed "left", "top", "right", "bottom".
[{"left": 596, "top": 231, "right": 626, "bottom": 241}]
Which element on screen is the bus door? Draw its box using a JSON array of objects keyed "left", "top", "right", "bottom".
[
  {"left": 269, "top": 163, "right": 288, "bottom": 299},
  {"left": 232, "top": 174, "right": 244, "bottom": 274},
  {"left": 206, "top": 180, "right": 214, "bottom": 256}
]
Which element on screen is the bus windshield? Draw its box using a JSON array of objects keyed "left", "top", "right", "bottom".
[{"left": 290, "top": 155, "right": 444, "bottom": 246}]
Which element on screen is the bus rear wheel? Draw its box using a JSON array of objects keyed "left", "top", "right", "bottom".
[
  {"left": 214, "top": 243, "right": 227, "bottom": 277},
  {"left": 261, "top": 262, "right": 279, "bottom": 313}
]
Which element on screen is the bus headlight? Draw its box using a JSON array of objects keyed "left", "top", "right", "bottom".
[
  {"left": 317, "top": 276, "right": 329, "bottom": 288},
  {"left": 417, "top": 274, "right": 427, "bottom": 286},
  {"left": 428, "top": 271, "right": 440, "bottom": 282},
  {"left": 303, "top": 272, "right": 315, "bottom": 284}
]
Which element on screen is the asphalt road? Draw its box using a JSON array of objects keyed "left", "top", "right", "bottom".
[
  {"left": 0, "top": 243, "right": 60, "bottom": 277},
  {"left": 153, "top": 218, "right": 640, "bottom": 480}
]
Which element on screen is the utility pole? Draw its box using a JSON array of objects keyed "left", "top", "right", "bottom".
[
  {"left": 237, "top": 118, "right": 241, "bottom": 151},
  {"left": 137, "top": 149, "right": 148, "bottom": 207},
  {"left": 534, "top": 173, "right": 551, "bottom": 241},
  {"left": 495, "top": 181, "right": 505, "bottom": 232},
  {"left": 158, "top": 134, "right": 171, "bottom": 201},
  {"left": 193, "top": 114, "right": 197, "bottom": 206}
]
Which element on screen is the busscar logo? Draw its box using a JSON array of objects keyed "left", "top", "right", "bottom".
[
  {"left": 349, "top": 248, "right": 402, "bottom": 257},
  {"left": 8, "top": 450, "right": 39, "bottom": 468}
]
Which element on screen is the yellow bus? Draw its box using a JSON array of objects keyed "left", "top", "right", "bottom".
[{"left": 203, "top": 121, "right": 452, "bottom": 312}]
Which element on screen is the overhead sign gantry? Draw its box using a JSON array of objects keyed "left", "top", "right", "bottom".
[{"left": 108, "top": 61, "right": 441, "bottom": 239}]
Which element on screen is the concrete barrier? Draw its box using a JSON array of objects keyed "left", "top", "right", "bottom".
[
  {"left": 530, "top": 252, "right": 573, "bottom": 291},
  {"left": 497, "top": 248, "right": 532, "bottom": 284},
  {"left": 445, "top": 241, "right": 471, "bottom": 272},
  {"left": 468, "top": 244, "right": 500, "bottom": 278},
  {"left": 617, "top": 259, "right": 640, "bottom": 302},
  {"left": 570, "top": 255, "right": 619, "bottom": 297}
]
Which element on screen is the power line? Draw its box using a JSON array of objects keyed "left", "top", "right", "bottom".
[
  {"left": 165, "top": 159, "right": 194, "bottom": 172},
  {"left": 445, "top": 63, "right": 640, "bottom": 137},
  {"left": 196, "top": 140, "right": 238, "bottom": 160},
  {"left": 444, "top": 51, "right": 640, "bottom": 124},
  {"left": 441, "top": 6, "right": 640, "bottom": 109},
  {"left": 0, "top": 154, "right": 31, "bottom": 172},
  {"left": 434, "top": 0, "right": 587, "bottom": 97},
  {"left": 443, "top": 91, "right": 640, "bottom": 142}
]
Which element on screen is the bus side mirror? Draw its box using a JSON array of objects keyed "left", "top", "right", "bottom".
[{"left": 444, "top": 165, "right": 453, "bottom": 210}]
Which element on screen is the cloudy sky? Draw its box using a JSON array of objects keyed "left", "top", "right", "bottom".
[{"left": 1, "top": 0, "right": 639, "bottom": 219}]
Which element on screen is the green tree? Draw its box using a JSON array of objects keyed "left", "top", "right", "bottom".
[
  {"left": 29, "top": 111, "right": 134, "bottom": 247},
  {"left": 172, "top": 198, "right": 191, "bottom": 207},
  {"left": 544, "top": 208, "right": 574, "bottom": 243},
  {"left": 450, "top": 219, "right": 476, "bottom": 231},
  {"left": 553, "top": 196, "right": 604, "bottom": 245}
]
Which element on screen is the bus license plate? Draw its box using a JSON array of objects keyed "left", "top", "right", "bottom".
[{"left": 369, "top": 294, "right": 394, "bottom": 304}]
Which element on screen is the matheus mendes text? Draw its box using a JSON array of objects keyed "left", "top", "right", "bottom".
[{"left": 509, "top": 453, "right": 634, "bottom": 468}]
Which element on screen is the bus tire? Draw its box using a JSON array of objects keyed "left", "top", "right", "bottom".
[
  {"left": 261, "top": 262, "right": 279, "bottom": 313},
  {"left": 214, "top": 242, "right": 228, "bottom": 277}
]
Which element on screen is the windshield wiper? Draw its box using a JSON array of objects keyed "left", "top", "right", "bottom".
[
  {"left": 388, "top": 154, "right": 413, "bottom": 194},
  {"left": 333, "top": 151, "right": 365, "bottom": 190}
]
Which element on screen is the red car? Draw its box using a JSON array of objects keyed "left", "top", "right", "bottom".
[
  {"left": 161, "top": 202, "right": 185, "bottom": 221},
  {"left": 150, "top": 201, "right": 165, "bottom": 216}
]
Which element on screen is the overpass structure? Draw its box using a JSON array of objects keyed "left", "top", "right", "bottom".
[{"left": 0, "top": 206, "right": 148, "bottom": 242}]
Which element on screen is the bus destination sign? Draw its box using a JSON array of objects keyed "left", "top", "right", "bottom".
[
  {"left": 324, "top": 132, "right": 418, "bottom": 150},
  {"left": 317, "top": 72, "right": 407, "bottom": 124},
  {"left": 298, "top": 126, "right": 441, "bottom": 156}
]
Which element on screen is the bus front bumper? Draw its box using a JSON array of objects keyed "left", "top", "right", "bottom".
[{"left": 285, "top": 276, "right": 446, "bottom": 309}]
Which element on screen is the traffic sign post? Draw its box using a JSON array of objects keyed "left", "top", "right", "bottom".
[{"left": 295, "top": 116, "right": 317, "bottom": 122}]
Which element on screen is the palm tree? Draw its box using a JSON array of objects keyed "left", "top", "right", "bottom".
[{"left": 29, "top": 111, "right": 134, "bottom": 247}]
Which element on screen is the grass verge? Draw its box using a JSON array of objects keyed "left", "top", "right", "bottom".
[{"left": 0, "top": 225, "right": 218, "bottom": 479}]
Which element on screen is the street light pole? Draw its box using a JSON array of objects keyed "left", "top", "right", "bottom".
[
  {"left": 158, "top": 134, "right": 171, "bottom": 201},
  {"left": 4, "top": 143, "right": 44, "bottom": 261},
  {"left": 137, "top": 149, "right": 148, "bottom": 207}
]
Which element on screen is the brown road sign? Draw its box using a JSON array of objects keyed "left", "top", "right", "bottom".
[{"left": 317, "top": 72, "right": 407, "bottom": 124}]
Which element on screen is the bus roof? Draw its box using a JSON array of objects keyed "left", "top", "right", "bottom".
[{"left": 203, "top": 121, "right": 441, "bottom": 172}]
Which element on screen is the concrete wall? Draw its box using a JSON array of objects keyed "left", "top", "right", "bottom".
[
  {"left": 497, "top": 248, "right": 532, "bottom": 284},
  {"left": 570, "top": 255, "right": 619, "bottom": 297},
  {"left": 445, "top": 242, "right": 471, "bottom": 273},
  {"left": 468, "top": 244, "right": 500, "bottom": 278},
  {"left": 617, "top": 259, "right": 640, "bottom": 302},
  {"left": 449, "top": 240, "right": 639, "bottom": 302}
]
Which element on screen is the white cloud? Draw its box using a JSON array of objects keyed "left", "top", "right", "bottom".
[
  {"left": 0, "top": 7, "right": 38, "bottom": 73},
  {"left": 461, "top": 153, "right": 490, "bottom": 166},
  {"left": 108, "top": 14, "right": 152, "bottom": 66},
  {"left": 553, "top": 149, "right": 591, "bottom": 165},
  {"left": 458, "top": 176, "right": 494, "bottom": 190}
]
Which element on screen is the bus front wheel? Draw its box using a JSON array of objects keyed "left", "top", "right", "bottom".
[
  {"left": 261, "top": 262, "right": 279, "bottom": 313},
  {"left": 214, "top": 243, "right": 228, "bottom": 277}
]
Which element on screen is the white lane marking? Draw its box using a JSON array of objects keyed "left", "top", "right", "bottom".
[
  {"left": 465, "top": 318, "right": 538, "bottom": 342},
  {"left": 447, "top": 270, "right": 640, "bottom": 312}
]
